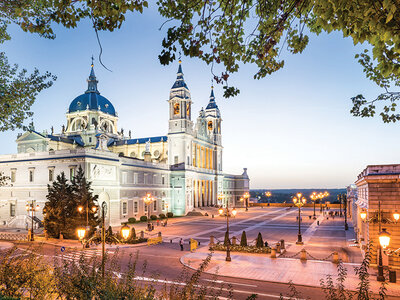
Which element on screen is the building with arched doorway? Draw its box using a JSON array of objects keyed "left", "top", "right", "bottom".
[{"left": 0, "top": 61, "right": 249, "bottom": 227}]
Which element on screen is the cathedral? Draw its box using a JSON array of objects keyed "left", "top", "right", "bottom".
[{"left": 0, "top": 61, "right": 249, "bottom": 228}]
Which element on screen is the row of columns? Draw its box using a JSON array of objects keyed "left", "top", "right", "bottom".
[
  {"left": 193, "top": 143, "right": 214, "bottom": 170},
  {"left": 193, "top": 179, "right": 215, "bottom": 207}
]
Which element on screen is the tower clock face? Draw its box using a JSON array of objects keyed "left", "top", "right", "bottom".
[
  {"left": 174, "top": 103, "right": 180, "bottom": 115},
  {"left": 208, "top": 121, "right": 213, "bottom": 130}
]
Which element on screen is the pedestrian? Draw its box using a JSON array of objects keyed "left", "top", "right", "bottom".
[
  {"left": 179, "top": 238, "right": 184, "bottom": 251},
  {"left": 157, "top": 219, "right": 160, "bottom": 226}
]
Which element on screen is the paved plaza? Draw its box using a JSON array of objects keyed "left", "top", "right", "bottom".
[{"left": 4, "top": 206, "right": 399, "bottom": 299}]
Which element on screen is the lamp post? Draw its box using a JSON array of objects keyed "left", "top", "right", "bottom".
[
  {"left": 218, "top": 203, "right": 237, "bottom": 262},
  {"left": 78, "top": 204, "right": 97, "bottom": 247},
  {"left": 317, "top": 191, "right": 329, "bottom": 213},
  {"left": 77, "top": 227, "right": 86, "bottom": 248},
  {"left": 293, "top": 193, "right": 306, "bottom": 245},
  {"left": 26, "top": 200, "right": 39, "bottom": 241},
  {"left": 359, "top": 198, "right": 398, "bottom": 282},
  {"left": 101, "top": 201, "right": 107, "bottom": 279},
  {"left": 218, "top": 193, "right": 225, "bottom": 207},
  {"left": 341, "top": 194, "right": 349, "bottom": 230},
  {"left": 338, "top": 194, "right": 343, "bottom": 217},
  {"left": 143, "top": 193, "right": 155, "bottom": 231},
  {"left": 310, "top": 192, "right": 317, "bottom": 219},
  {"left": 243, "top": 192, "right": 250, "bottom": 211},
  {"left": 265, "top": 191, "right": 272, "bottom": 206}
]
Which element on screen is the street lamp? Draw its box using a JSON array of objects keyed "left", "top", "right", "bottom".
[
  {"left": 359, "top": 198, "right": 393, "bottom": 282},
  {"left": 218, "top": 204, "right": 237, "bottom": 262},
  {"left": 310, "top": 192, "right": 318, "bottom": 219},
  {"left": 393, "top": 211, "right": 400, "bottom": 223},
  {"left": 26, "top": 201, "right": 39, "bottom": 241},
  {"left": 243, "top": 192, "right": 250, "bottom": 211},
  {"left": 218, "top": 193, "right": 225, "bottom": 207},
  {"left": 78, "top": 203, "right": 98, "bottom": 248},
  {"left": 77, "top": 227, "right": 86, "bottom": 248},
  {"left": 293, "top": 193, "right": 306, "bottom": 245},
  {"left": 121, "top": 224, "right": 131, "bottom": 241},
  {"left": 143, "top": 193, "right": 155, "bottom": 231},
  {"left": 340, "top": 194, "right": 349, "bottom": 230},
  {"left": 265, "top": 191, "right": 272, "bottom": 206},
  {"left": 100, "top": 201, "right": 107, "bottom": 279}
]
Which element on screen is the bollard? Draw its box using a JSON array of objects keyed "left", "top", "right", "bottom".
[
  {"left": 59, "top": 233, "right": 63, "bottom": 241},
  {"left": 140, "top": 230, "right": 144, "bottom": 239},
  {"left": 332, "top": 251, "right": 339, "bottom": 264},
  {"left": 270, "top": 248, "right": 277, "bottom": 258},
  {"left": 209, "top": 236, "right": 215, "bottom": 246},
  {"left": 158, "top": 232, "right": 162, "bottom": 238},
  {"left": 232, "top": 236, "right": 237, "bottom": 245},
  {"left": 280, "top": 239, "right": 285, "bottom": 250},
  {"left": 276, "top": 242, "right": 281, "bottom": 253},
  {"left": 170, "top": 239, "right": 172, "bottom": 243},
  {"left": 300, "top": 249, "right": 307, "bottom": 261}
]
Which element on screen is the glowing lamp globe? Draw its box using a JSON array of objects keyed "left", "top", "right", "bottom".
[
  {"left": 78, "top": 206, "right": 83, "bottom": 213},
  {"left": 218, "top": 208, "right": 224, "bottom": 215},
  {"left": 92, "top": 206, "right": 97, "bottom": 213},
  {"left": 379, "top": 228, "right": 391, "bottom": 249},
  {"left": 393, "top": 211, "right": 400, "bottom": 222},
  {"left": 301, "top": 197, "right": 306, "bottom": 204},
  {"left": 360, "top": 211, "right": 367, "bottom": 221},
  {"left": 121, "top": 224, "right": 130, "bottom": 240},
  {"left": 77, "top": 227, "right": 86, "bottom": 240},
  {"left": 232, "top": 208, "right": 237, "bottom": 217}
]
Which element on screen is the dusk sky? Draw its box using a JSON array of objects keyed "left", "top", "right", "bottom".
[{"left": 1, "top": 5, "right": 398, "bottom": 189}]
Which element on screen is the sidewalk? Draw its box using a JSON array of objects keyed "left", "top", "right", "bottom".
[{"left": 181, "top": 247, "right": 400, "bottom": 297}]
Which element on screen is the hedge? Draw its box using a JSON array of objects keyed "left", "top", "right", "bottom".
[{"left": 140, "top": 216, "right": 148, "bottom": 222}]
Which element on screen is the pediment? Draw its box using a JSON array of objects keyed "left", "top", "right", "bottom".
[{"left": 16, "top": 131, "right": 46, "bottom": 142}]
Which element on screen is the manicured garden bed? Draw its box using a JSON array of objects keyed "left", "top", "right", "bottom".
[{"left": 210, "top": 244, "right": 271, "bottom": 254}]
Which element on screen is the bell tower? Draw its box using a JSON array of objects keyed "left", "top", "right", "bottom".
[{"left": 168, "top": 61, "right": 193, "bottom": 134}]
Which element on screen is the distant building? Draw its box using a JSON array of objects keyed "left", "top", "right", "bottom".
[
  {"left": 0, "top": 61, "right": 249, "bottom": 228},
  {"left": 354, "top": 164, "right": 400, "bottom": 269}
]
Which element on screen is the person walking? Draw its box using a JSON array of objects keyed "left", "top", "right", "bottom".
[{"left": 179, "top": 238, "right": 184, "bottom": 251}]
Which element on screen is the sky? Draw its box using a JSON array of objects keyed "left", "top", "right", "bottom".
[{"left": 1, "top": 5, "right": 398, "bottom": 189}]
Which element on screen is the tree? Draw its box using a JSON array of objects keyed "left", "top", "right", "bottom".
[
  {"left": 157, "top": 0, "right": 400, "bottom": 122},
  {"left": 44, "top": 168, "right": 99, "bottom": 239},
  {"left": 0, "top": 172, "right": 9, "bottom": 187},
  {"left": 3, "top": 1, "right": 400, "bottom": 123},
  {"left": 256, "top": 232, "right": 264, "bottom": 248},
  {"left": 240, "top": 231, "right": 247, "bottom": 247},
  {"left": 71, "top": 166, "right": 100, "bottom": 237},
  {"left": 44, "top": 172, "right": 73, "bottom": 238}
]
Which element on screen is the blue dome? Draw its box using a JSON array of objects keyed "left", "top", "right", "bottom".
[
  {"left": 68, "top": 93, "right": 116, "bottom": 116},
  {"left": 68, "top": 63, "right": 116, "bottom": 116}
]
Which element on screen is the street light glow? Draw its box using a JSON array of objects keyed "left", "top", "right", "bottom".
[
  {"left": 77, "top": 227, "right": 86, "bottom": 240},
  {"left": 379, "top": 228, "right": 391, "bottom": 249},
  {"left": 121, "top": 224, "right": 130, "bottom": 240}
]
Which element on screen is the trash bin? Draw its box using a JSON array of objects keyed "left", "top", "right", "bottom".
[{"left": 389, "top": 270, "right": 397, "bottom": 283}]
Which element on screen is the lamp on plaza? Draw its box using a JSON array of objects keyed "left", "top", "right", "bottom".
[
  {"left": 121, "top": 224, "right": 131, "bottom": 241},
  {"left": 293, "top": 193, "right": 306, "bottom": 245},
  {"left": 100, "top": 201, "right": 107, "bottom": 279},
  {"left": 218, "top": 203, "right": 237, "bottom": 262},
  {"left": 360, "top": 210, "right": 367, "bottom": 221},
  {"left": 243, "top": 192, "right": 250, "bottom": 211},
  {"left": 393, "top": 211, "right": 400, "bottom": 223},
  {"left": 26, "top": 201, "right": 39, "bottom": 242},
  {"left": 143, "top": 193, "right": 155, "bottom": 231},
  {"left": 77, "top": 227, "right": 86, "bottom": 241},
  {"left": 338, "top": 194, "right": 343, "bottom": 216},
  {"left": 78, "top": 202, "right": 98, "bottom": 248},
  {"left": 218, "top": 193, "right": 225, "bottom": 207},
  {"left": 341, "top": 194, "right": 349, "bottom": 230},
  {"left": 310, "top": 192, "right": 318, "bottom": 219},
  {"left": 265, "top": 191, "right": 272, "bottom": 206},
  {"left": 379, "top": 228, "right": 391, "bottom": 250}
]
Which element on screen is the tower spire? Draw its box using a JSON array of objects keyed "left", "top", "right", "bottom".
[
  {"left": 86, "top": 56, "right": 99, "bottom": 94},
  {"left": 171, "top": 60, "right": 188, "bottom": 89}
]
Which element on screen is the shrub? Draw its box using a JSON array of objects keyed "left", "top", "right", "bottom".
[
  {"left": 167, "top": 212, "right": 173, "bottom": 218},
  {"left": 140, "top": 216, "right": 147, "bottom": 222},
  {"left": 130, "top": 227, "right": 136, "bottom": 240},
  {"left": 210, "top": 244, "right": 271, "bottom": 254},
  {"left": 150, "top": 215, "right": 157, "bottom": 220},
  {"left": 256, "top": 232, "right": 264, "bottom": 248},
  {"left": 159, "top": 213, "right": 166, "bottom": 219},
  {"left": 240, "top": 231, "right": 247, "bottom": 247},
  {"left": 128, "top": 217, "right": 136, "bottom": 224}
]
